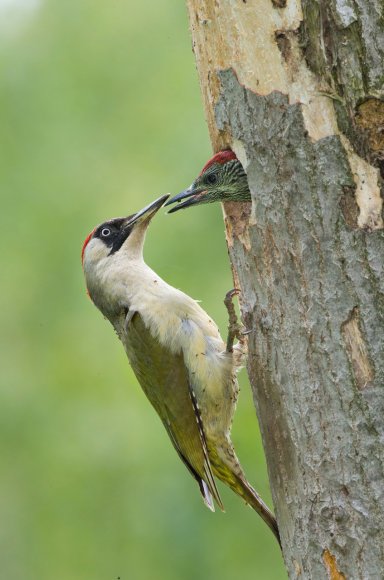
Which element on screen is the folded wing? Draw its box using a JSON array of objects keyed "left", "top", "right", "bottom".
[{"left": 124, "top": 311, "right": 223, "bottom": 511}]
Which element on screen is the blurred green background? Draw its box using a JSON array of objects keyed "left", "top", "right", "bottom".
[{"left": 0, "top": 1, "right": 285, "bottom": 579}]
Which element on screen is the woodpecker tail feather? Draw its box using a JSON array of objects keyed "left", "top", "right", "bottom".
[
  {"left": 209, "top": 444, "right": 280, "bottom": 546},
  {"left": 234, "top": 476, "right": 281, "bottom": 546},
  {"left": 188, "top": 385, "right": 224, "bottom": 512}
]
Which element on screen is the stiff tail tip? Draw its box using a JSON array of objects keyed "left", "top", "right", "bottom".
[{"left": 245, "top": 482, "right": 281, "bottom": 547}]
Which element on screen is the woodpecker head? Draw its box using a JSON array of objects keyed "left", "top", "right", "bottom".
[
  {"left": 165, "top": 150, "right": 250, "bottom": 213},
  {"left": 82, "top": 194, "right": 169, "bottom": 271}
]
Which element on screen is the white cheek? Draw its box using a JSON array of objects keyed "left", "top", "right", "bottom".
[{"left": 83, "top": 238, "right": 110, "bottom": 267}]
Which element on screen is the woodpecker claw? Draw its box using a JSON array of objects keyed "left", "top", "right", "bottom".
[
  {"left": 224, "top": 289, "right": 242, "bottom": 353},
  {"left": 241, "top": 328, "right": 253, "bottom": 336},
  {"left": 225, "top": 288, "right": 240, "bottom": 300}
]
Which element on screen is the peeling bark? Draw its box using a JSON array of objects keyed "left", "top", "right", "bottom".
[
  {"left": 323, "top": 549, "right": 346, "bottom": 580},
  {"left": 341, "top": 307, "right": 374, "bottom": 390},
  {"left": 186, "top": 1, "right": 384, "bottom": 578}
]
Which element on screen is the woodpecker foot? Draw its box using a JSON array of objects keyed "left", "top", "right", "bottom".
[{"left": 224, "top": 289, "right": 242, "bottom": 353}]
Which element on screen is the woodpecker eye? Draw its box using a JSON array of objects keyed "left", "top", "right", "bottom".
[
  {"left": 206, "top": 173, "right": 218, "bottom": 185},
  {"left": 101, "top": 228, "right": 111, "bottom": 237}
]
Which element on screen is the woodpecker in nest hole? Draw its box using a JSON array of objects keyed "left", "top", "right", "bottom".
[{"left": 166, "top": 151, "right": 250, "bottom": 212}]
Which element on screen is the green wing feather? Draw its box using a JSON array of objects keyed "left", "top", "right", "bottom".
[{"left": 123, "top": 311, "right": 223, "bottom": 511}]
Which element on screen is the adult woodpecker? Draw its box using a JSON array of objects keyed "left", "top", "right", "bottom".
[
  {"left": 165, "top": 150, "right": 250, "bottom": 212},
  {"left": 81, "top": 195, "right": 279, "bottom": 544}
]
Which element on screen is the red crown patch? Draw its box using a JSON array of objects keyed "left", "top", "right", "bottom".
[{"left": 199, "top": 150, "right": 237, "bottom": 176}]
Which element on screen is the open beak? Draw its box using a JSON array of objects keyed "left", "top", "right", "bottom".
[
  {"left": 124, "top": 194, "right": 170, "bottom": 228},
  {"left": 164, "top": 187, "right": 207, "bottom": 213}
]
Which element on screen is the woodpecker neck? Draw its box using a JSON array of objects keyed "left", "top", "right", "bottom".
[
  {"left": 82, "top": 219, "right": 149, "bottom": 307},
  {"left": 85, "top": 244, "right": 161, "bottom": 321},
  {"left": 119, "top": 223, "right": 147, "bottom": 260}
]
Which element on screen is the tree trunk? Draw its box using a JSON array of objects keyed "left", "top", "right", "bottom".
[{"left": 186, "top": 1, "right": 384, "bottom": 578}]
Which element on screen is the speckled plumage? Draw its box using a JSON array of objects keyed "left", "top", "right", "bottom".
[{"left": 166, "top": 151, "right": 251, "bottom": 212}]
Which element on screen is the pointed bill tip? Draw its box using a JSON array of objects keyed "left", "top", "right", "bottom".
[
  {"left": 125, "top": 194, "right": 170, "bottom": 225},
  {"left": 166, "top": 189, "right": 207, "bottom": 213},
  {"left": 164, "top": 189, "right": 193, "bottom": 207},
  {"left": 137, "top": 193, "right": 170, "bottom": 215}
]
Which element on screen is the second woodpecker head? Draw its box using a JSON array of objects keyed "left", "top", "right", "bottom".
[{"left": 165, "top": 150, "right": 250, "bottom": 213}]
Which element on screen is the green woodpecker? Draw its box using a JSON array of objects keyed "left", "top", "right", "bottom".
[
  {"left": 165, "top": 150, "right": 250, "bottom": 212},
  {"left": 81, "top": 195, "right": 279, "bottom": 544}
]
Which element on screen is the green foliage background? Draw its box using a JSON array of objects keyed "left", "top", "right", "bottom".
[{"left": 0, "top": 2, "right": 285, "bottom": 579}]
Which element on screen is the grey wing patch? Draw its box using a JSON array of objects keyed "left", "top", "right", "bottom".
[
  {"left": 188, "top": 385, "right": 224, "bottom": 511},
  {"left": 164, "top": 418, "right": 215, "bottom": 511},
  {"left": 123, "top": 311, "right": 222, "bottom": 511}
]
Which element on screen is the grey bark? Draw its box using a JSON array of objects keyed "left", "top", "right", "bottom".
[
  {"left": 187, "top": 1, "right": 384, "bottom": 578},
  {"left": 299, "top": 0, "right": 384, "bottom": 175},
  {"left": 218, "top": 69, "right": 384, "bottom": 579}
]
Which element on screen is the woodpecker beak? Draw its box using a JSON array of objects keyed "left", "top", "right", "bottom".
[
  {"left": 165, "top": 187, "right": 207, "bottom": 213},
  {"left": 124, "top": 194, "right": 170, "bottom": 228}
]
